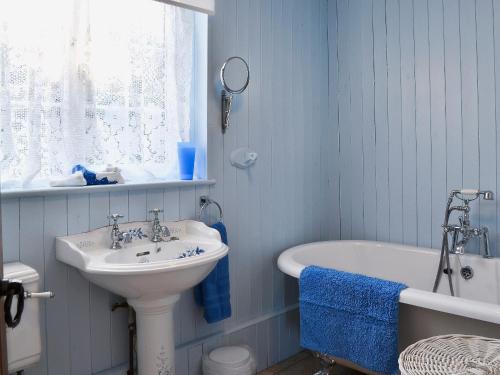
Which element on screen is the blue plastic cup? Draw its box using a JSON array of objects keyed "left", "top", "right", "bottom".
[{"left": 177, "top": 142, "right": 196, "bottom": 180}]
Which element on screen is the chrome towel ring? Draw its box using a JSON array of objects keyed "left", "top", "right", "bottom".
[{"left": 199, "top": 196, "right": 223, "bottom": 223}]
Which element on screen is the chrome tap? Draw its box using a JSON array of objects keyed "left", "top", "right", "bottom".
[
  {"left": 149, "top": 209, "right": 170, "bottom": 243},
  {"left": 108, "top": 214, "right": 132, "bottom": 250},
  {"left": 443, "top": 191, "right": 493, "bottom": 258},
  {"left": 433, "top": 189, "right": 494, "bottom": 295}
]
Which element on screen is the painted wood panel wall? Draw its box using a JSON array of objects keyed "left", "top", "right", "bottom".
[
  {"left": 326, "top": 0, "right": 500, "bottom": 256},
  {"left": 1, "top": 0, "right": 329, "bottom": 373}
]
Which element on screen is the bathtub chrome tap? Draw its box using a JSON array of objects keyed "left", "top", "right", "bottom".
[
  {"left": 443, "top": 192, "right": 493, "bottom": 258},
  {"left": 433, "top": 189, "right": 494, "bottom": 295}
]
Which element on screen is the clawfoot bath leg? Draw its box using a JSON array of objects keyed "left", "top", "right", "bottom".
[{"left": 312, "top": 352, "right": 336, "bottom": 375}]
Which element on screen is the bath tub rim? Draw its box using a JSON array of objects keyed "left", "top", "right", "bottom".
[{"left": 277, "top": 240, "right": 500, "bottom": 325}]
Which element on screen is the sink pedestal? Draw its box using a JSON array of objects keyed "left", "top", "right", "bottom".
[
  {"left": 56, "top": 220, "right": 229, "bottom": 374},
  {"left": 128, "top": 294, "right": 180, "bottom": 375}
]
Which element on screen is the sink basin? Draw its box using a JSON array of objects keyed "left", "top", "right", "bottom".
[
  {"left": 56, "top": 220, "right": 228, "bottom": 299},
  {"left": 56, "top": 219, "right": 228, "bottom": 375}
]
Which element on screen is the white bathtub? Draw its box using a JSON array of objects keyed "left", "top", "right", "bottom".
[{"left": 278, "top": 241, "right": 500, "bottom": 356}]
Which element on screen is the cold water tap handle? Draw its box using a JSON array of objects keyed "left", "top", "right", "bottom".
[{"left": 108, "top": 213, "right": 124, "bottom": 224}]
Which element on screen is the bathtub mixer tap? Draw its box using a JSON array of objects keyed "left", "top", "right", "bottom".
[
  {"left": 433, "top": 189, "right": 494, "bottom": 296},
  {"left": 444, "top": 209, "right": 491, "bottom": 258}
]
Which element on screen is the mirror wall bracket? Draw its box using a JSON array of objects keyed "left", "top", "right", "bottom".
[{"left": 221, "top": 91, "right": 233, "bottom": 133}]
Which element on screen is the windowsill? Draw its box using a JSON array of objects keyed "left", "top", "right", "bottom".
[{"left": 0, "top": 179, "right": 216, "bottom": 199}]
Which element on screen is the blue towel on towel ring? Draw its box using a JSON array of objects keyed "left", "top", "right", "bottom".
[
  {"left": 299, "top": 266, "right": 407, "bottom": 375},
  {"left": 194, "top": 221, "right": 231, "bottom": 324}
]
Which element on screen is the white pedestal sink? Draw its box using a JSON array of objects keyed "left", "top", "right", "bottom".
[{"left": 56, "top": 220, "right": 228, "bottom": 375}]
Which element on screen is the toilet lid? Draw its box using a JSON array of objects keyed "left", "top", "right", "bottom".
[
  {"left": 4, "top": 262, "right": 39, "bottom": 284},
  {"left": 209, "top": 346, "right": 250, "bottom": 366}
]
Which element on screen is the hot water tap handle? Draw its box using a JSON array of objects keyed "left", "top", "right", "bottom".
[
  {"left": 459, "top": 189, "right": 480, "bottom": 195},
  {"left": 149, "top": 209, "right": 163, "bottom": 220}
]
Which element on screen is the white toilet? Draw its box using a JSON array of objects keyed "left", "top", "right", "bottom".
[{"left": 4, "top": 262, "right": 42, "bottom": 373}]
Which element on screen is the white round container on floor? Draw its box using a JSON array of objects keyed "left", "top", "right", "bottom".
[{"left": 202, "top": 345, "right": 256, "bottom": 375}]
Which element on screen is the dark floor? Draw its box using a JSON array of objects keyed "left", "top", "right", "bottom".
[{"left": 258, "top": 351, "right": 364, "bottom": 375}]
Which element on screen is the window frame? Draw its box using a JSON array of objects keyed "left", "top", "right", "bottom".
[{"left": 0, "top": 2, "right": 209, "bottom": 193}]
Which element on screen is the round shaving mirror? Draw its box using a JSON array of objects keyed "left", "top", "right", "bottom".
[{"left": 220, "top": 57, "right": 250, "bottom": 132}]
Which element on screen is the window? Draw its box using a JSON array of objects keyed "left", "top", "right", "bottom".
[{"left": 0, "top": 0, "right": 207, "bottom": 189}]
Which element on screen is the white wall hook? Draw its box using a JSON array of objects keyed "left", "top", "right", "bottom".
[{"left": 230, "top": 148, "right": 258, "bottom": 169}]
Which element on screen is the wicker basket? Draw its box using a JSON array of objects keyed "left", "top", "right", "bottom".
[{"left": 399, "top": 334, "right": 500, "bottom": 375}]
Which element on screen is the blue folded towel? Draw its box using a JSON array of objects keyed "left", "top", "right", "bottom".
[
  {"left": 300, "top": 266, "right": 407, "bottom": 375},
  {"left": 194, "top": 221, "right": 231, "bottom": 323},
  {"left": 72, "top": 164, "right": 118, "bottom": 186}
]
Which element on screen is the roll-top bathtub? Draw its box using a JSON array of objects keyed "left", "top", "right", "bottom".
[{"left": 278, "top": 240, "right": 500, "bottom": 355}]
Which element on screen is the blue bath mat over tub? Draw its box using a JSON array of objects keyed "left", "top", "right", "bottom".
[{"left": 299, "top": 266, "right": 407, "bottom": 375}]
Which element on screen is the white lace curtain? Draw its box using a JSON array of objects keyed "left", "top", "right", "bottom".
[{"left": 0, "top": 0, "right": 197, "bottom": 187}]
